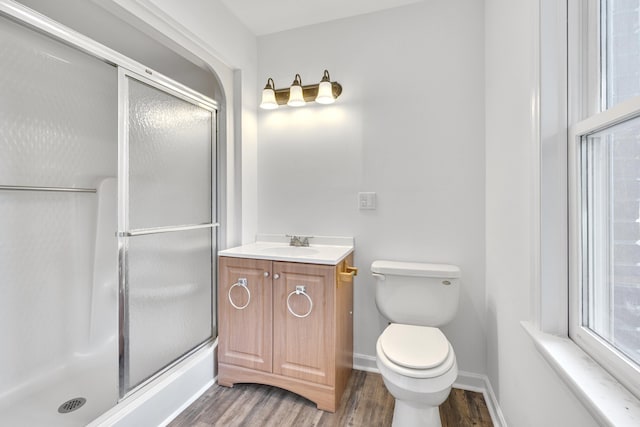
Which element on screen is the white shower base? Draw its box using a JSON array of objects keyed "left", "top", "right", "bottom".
[
  {"left": 0, "top": 338, "right": 118, "bottom": 427},
  {"left": 0, "top": 339, "right": 214, "bottom": 427}
]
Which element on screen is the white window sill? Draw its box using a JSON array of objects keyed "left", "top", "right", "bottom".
[{"left": 521, "top": 321, "right": 640, "bottom": 426}]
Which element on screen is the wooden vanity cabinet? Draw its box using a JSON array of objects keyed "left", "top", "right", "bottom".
[{"left": 217, "top": 254, "right": 355, "bottom": 412}]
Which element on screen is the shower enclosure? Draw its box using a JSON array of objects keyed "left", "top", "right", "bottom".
[{"left": 0, "top": 5, "right": 217, "bottom": 426}]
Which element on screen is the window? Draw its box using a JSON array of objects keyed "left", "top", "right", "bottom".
[
  {"left": 569, "top": 0, "right": 640, "bottom": 399},
  {"left": 602, "top": 0, "right": 640, "bottom": 109}
]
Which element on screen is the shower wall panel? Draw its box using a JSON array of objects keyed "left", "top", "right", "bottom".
[{"left": 0, "top": 15, "right": 117, "bottom": 397}]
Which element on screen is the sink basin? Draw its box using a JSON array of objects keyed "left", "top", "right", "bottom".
[{"left": 258, "top": 246, "right": 320, "bottom": 256}]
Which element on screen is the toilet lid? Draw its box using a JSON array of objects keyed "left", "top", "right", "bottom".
[{"left": 379, "top": 324, "right": 450, "bottom": 370}]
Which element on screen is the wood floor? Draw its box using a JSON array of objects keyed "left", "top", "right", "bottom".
[{"left": 169, "top": 370, "right": 493, "bottom": 427}]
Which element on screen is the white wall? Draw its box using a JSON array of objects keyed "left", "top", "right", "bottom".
[
  {"left": 484, "top": 0, "right": 599, "bottom": 425},
  {"left": 257, "top": 0, "right": 487, "bottom": 375}
]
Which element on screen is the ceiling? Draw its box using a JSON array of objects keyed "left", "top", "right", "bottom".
[{"left": 219, "top": 0, "right": 424, "bottom": 36}]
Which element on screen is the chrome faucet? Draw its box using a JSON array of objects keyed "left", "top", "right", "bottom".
[{"left": 287, "top": 235, "right": 311, "bottom": 247}]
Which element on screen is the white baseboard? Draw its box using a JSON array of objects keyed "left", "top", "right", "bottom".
[
  {"left": 354, "top": 353, "right": 507, "bottom": 427},
  {"left": 453, "top": 370, "right": 486, "bottom": 392},
  {"left": 454, "top": 370, "right": 507, "bottom": 427},
  {"left": 353, "top": 352, "right": 378, "bottom": 372}
]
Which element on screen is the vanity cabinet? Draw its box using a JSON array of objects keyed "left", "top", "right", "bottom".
[{"left": 218, "top": 254, "right": 356, "bottom": 412}]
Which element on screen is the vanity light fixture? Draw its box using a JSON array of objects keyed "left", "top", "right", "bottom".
[{"left": 259, "top": 70, "right": 342, "bottom": 109}]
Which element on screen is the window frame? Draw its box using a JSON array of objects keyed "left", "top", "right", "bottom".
[{"left": 568, "top": 0, "right": 640, "bottom": 400}]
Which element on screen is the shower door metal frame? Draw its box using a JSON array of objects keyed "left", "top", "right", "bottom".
[{"left": 117, "top": 67, "right": 218, "bottom": 398}]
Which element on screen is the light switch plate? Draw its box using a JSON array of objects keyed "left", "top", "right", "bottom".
[{"left": 358, "top": 192, "right": 377, "bottom": 210}]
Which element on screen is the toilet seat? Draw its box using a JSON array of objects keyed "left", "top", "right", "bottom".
[
  {"left": 380, "top": 324, "right": 449, "bottom": 369},
  {"left": 378, "top": 324, "right": 455, "bottom": 379}
]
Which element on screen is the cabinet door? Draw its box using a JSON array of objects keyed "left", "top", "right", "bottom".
[
  {"left": 273, "top": 262, "right": 335, "bottom": 385},
  {"left": 218, "top": 257, "right": 272, "bottom": 372}
]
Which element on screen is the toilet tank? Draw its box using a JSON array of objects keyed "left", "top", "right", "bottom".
[{"left": 371, "top": 260, "right": 461, "bottom": 327}]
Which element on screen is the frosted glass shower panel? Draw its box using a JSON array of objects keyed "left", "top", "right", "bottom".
[
  {"left": 127, "top": 228, "right": 212, "bottom": 387},
  {"left": 127, "top": 78, "right": 212, "bottom": 229}
]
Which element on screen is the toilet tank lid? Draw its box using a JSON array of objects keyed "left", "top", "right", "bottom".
[{"left": 371, "top": 260, "right": 460, "bottom": 278}]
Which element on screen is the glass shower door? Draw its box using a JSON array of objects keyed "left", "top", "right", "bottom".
[{"left": 118, "top": 69, "right": 216, "bottom": 394}]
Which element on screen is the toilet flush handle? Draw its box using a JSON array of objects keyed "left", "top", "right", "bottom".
[{"left": 371, "top": 273, "right": 386, "bottom": 281}]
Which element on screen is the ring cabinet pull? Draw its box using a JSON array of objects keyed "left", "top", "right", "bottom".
[
  {"left": 286, "top": 285, "right": 313, "bottom": 318},
  {"left": 228, "top": 278, "right": 251, "bottom": 310}
]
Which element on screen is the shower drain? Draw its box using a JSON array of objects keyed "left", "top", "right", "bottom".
[{"left": 58, "top": 397, "right": 86, "bottom": 414}]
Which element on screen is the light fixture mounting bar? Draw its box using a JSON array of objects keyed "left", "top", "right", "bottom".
[{"left": 273, "top": 82, "right": 342, "bottom": 105}]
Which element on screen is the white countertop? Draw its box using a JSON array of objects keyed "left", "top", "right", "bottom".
[{"left": 218, "top": 234, "right": 354, "bottom": 265}]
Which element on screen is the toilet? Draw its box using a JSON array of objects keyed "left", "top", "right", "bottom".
[{"left": 371, "top": 260, "right": 461, "bottom": 427}]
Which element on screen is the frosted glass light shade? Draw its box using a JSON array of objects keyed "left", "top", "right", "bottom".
[
  {"left": 260, "top": 88, "right": 278, "bottom": 109},
  {"left": 287, "top": 84, "right": 305, "bottom": 107},
  {"left": 315, "top": 80, "right": 335, "bottom": 104}
]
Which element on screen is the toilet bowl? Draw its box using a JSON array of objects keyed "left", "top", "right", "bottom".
[
  {"left": 376, "top": 324, "right": 458, "bottom": 427},
  {"left": 371, "top": 260, "right": 461, "bottom": 427}
]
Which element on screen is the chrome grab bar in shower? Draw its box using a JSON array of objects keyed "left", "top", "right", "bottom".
[
  {"left": 117, "top": 222, "right": 219, "bottom": 237},
  {"left": 0, "top": 185, "right": 97, "bottom": 193}
]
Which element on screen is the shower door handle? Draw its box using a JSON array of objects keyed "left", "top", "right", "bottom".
[
  {"left": 117, "top": 222, "right": 219, "bottom": 237},
  {"left": 0, "top": 184, "right": 97, "bottom": 193}
]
